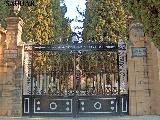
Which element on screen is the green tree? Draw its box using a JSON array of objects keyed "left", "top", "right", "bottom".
[
  {"left": 21, "top": 0, "right": 54, "bottom": 44},
  {"left": 19, "top": 0, "right": 71, "bottom": 70},
  {"left": 82, "top": 0, "right": 127, "bottom": 80},
  {"left": 126, "top": 0, "right": 160, "bottom": 49},
  {"left": 83, "top": 0, "right": 128, "bottom": 42},
  {"left": 0, "top": 0, "right": 11, "bottom": 28},
  {"left": 52, "top": 0, "right": 71, "bottom": 43}
]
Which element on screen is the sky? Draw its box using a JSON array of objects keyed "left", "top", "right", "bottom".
[{"left": 64, "top": 0, "right": 86, "bottom": 33}]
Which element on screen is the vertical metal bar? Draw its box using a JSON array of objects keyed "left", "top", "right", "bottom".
[
  {"left": 62, "top": 68, "right": 66, "bottom": 95},
  {"left": 73, "top": 52, "right": 78, "bottom": 118},
  {"left": 59, "top": 72, "right": 61, "bottom": 95},
  {"left": 114, "top": 73, "right": 117, "bottom": 94},
  {"left": 85, "top": 74, "right": 88, "bottom": 94},
  {"left": 100, "top": 73, "right": 102, "bottom": 94},
  {"left": 44, "top": 53, "right": 47, "bottom": 94},
  {"left": 55, "top": 71, "right": 57, "bottom": 93},
  {"left": 73, "top": 52, "right": 76, "bottom": 94},
  {"left": 40, "top": 72, "right": 42, "bottom": 94},
  {"left": 41, "top": 71, "right": 43, "bottom": 94},
  {"left": 111, "top": 75, "right": 113, "bottom": 95},
  {"left": 95, "top": 74, "right": 98, "bottom": 94},
  {"left": 92, "top": 73, "right": 95, "bottom": 94},
  {"left": 32, "top": 76, "right": 35, "bottom": 95},
  {"left": 103, "top": 73, "right": 106, "bottom": 95},
  {"left": 102, "top": 52, "right": 105, "bottom": 94},
  {"left": 117, "top": 50, "right": 120, "bottom": 114},
  {"left": 96, "top": 54, "right": 98, "bottom": 94},
  {"left": 62, "top": 60, "right": 64, "bottom": 95},
  {"left": 66, "top": 58, "right": 69, "bottom": 95},
  {"left": 50, "top": 52, "right": 53, "bottom": 95},
  {"left": 58, "top": 54, "right": 60, "bottom": 95},
  {"left": 106, "top": 74, "right": 108, "bottom": 94},
  {"left": 117, "top": 51, "right": 120, "bottom": 95},
  {"left": 38, "top": 71, "right": 40, "bottom": 94},
  {"left": 46, "top": 72, "right": 48, "bottom": 94},
  {"left": 30, "top": 46, "right": 33, "bottom": 116}
]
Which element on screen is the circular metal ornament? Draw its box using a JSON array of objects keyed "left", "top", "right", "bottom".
[
  {"left": 50, "top": 102, "right": 57, "bottom": 110},
  {"left": 94, "top": 102, "right": 102, "bottom": 110}
]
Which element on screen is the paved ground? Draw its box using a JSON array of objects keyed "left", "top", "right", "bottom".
[{"left": 0, "top": 116, "right": 160, "bottom": 120}]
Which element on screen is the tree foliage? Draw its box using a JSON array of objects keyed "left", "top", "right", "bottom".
[
  {"left": 126, "top": 0, "right": 160, "bottom": 49},
  {"left": 83, "top": 0, "right": 128, "bottom": 42},
  {"left": 0, "top": 0, "right": 72, "bottom": 70},
  {"left": 20, "top": 0, "right": 71, "bottom": 69},
  {"left": 81, "top": 0, "right": 125, "bottom": 80},
  {"left": 0, "top": 0, "right": 71, "bottom": 44},
  {"left": 0, "top": 0, "right": 11, "bottom": 28},
  {"left": 52, "top": 0, "right": 71, "bottom": 43},
  {"left": 21, "top": 0, "right": 54, "bottom": 44}
]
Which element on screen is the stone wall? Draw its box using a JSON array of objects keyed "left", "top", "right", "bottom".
[
  {"left": 0, "top": 17, "right": 23, "bottom": 116},
  {"left": 149, "top": 42, "right": 160, "bottom": 114},
  {"left": 0, "top": 17, "right": 160, "bottom": 116},
  {"left": 128, "top": 21, "right": 160, "bottom": 115},
  {"left": 0, "top": 64, "right": 22, "bottom": 116}
]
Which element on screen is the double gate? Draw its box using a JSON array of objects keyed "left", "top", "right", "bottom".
[{"left": 22, "top": 41, "right": 128, "bottom": 117}]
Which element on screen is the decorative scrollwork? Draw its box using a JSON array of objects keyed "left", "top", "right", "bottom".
[{"left": 118, "top": 40, "right": 128, "bottom": 94}]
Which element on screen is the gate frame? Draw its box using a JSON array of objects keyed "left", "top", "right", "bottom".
[{"left": 22, "top": 41, "right": 129, "bottom": 117}]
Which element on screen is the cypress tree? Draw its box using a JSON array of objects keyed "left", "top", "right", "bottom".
[
  {"left": 83, "top": 0, "right": 128, "bottom": 42},
  {"left": 126, "top": 0, "right": 160, "bottom": 50}
]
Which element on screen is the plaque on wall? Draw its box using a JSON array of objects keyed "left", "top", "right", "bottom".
[
  {"left": 132, "top": 47, "right": 147, "bottom": 57},
  {"left": 4, "top": 49, "right": 18, "bottom": 59}
]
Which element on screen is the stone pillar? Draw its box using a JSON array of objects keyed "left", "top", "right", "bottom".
[
  {"left": 6, "top": 17, "right": 23, "bottom": 49},
  {"left": 148, "top": 41, "right": 160, "bottom": 115},
  {"left": 0, "top": 26, "right": 6, "bottom": 116},
  {"left": 156, "top": 47, "right": 160, "bottom": 114},
  {"left": 0, "top": 17, "right": 23, "bottom": 116},
  {"left": 0, "top": 26, "right": 6, "bottom": 64},
  {"left": 128, "top": 21, "right": 152, "bottom": 115}
]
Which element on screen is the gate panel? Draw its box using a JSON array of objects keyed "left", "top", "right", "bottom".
[
  {"left": 74, "top": 51, "right": 119, "bottom": 96},
  {"left": 78, "top": 97, "right": 118, "bottom": 114},
  {"left": 22, "top": 42, "right": 128, "bottom": 117},
  {"left": 32, "top": 51, "right": 75, "bottom": 96},
  {"left": 33, "top": 96, "right": 73, "bottom": 114},
  {"left": 22, "top": 95, "right": 128, "bottom": 116}
]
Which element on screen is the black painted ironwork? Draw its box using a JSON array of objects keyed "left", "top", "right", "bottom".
[
  {"left": 22, "top": 41, "right": 128, "bottom": 117},
  {"left": 32, "top": 42, "right": 118, "bottom": 52}
]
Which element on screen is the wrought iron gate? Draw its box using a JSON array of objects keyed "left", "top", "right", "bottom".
[{"left": 22, "top": 40, "right": 128, "bottom": 117}]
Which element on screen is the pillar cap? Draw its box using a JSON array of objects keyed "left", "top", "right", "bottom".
[{"left": 6, "top": 17, "right": 24, "bottom": 27}]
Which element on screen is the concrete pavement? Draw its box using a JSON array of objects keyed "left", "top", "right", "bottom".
[{"left": 0, "top": 115, "right": 160, "bottom": 120}]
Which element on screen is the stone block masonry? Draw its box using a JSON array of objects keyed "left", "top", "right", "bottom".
[
  {"left": 0, "top": 15, "right": 160, "bottom": 117},
  {"left": 128, "top": 20, "right": 160, "bottom": 115},
  {"left": 0, "top": 17, "right": 23, "bottom": 116}
]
